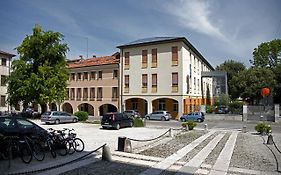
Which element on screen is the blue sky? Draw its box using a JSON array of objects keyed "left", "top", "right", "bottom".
[{"left": 0, "top": 0, "right": 280, "bottom": 67}]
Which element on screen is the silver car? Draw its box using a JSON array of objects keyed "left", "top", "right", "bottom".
[
  {"left": 41, "top": 111, "right": 78, "bottom": 124},
  {"left": 145, "top": 111, "right": 171, "bottom": 121}
]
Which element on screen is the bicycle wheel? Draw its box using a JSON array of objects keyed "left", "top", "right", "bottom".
[
  {"left": 56, "top": 142, "right": 68, "bottom": 156},
  {"left": 33, "top": 142, "right": 45, "bottom": 161},
  {"left": 74, "top": 138, "right": 84, "bottom": 152},
  {"left": 20, "top": 144, "right": 32, "bottom": 164},
  {"left": 66, "top": 140, "right": 75, "bottom": 154},
  {"left": 47, "top": 140, "right": 57, "bottom": 158}
]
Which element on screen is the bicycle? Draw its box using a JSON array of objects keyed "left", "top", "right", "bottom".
[
  {"left": 24, "top": 134, "right": 45, "bottom": 161},
  {"left": 62, "top": 128, "right": 85, "bottom": 153},
  {"left": 47, "top": 128, "right": 68, "bottom": 156}
]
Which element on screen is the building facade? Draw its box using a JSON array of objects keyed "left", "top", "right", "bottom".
[
  {"left": 61, "top": 53, "right": 120, "bottom": 116},
  {"left": 0, "top": 50, "right": 15, "bottom": 112},
  {"left": 117, "top": 37, "right": 214, "bottom": 119}
]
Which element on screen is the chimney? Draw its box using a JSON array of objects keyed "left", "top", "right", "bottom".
[
  {"left": 79, "top": 55, "right": 83, "bottom": 59},
  {"left": 93, "top": 55, "right": 96, "bottom": 58}
]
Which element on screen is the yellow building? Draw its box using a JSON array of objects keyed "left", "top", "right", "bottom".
[{"left": 117, "top": 37, "right": 214, "bottom": 119}]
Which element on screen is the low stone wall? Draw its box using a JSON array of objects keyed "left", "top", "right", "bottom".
[{"left": 205, "top": 114, "right": 242, "bottom": 121}]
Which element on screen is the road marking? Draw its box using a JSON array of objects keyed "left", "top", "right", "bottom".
[
  {"left": 138, "top": 130, "right": 215, "bottom": 175},
  {"left": 209, "top": 131, "right": 238, "bottom": 175}
]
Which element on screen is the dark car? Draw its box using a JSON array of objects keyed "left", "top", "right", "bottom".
[
  {"left": 101, "top": 112, "right": 133, "bottom": 130},
  {"left": 180, "top": 112, "right": 205, "bottom": 122},
  {"left": 123, "top": 110, "right": 141, "bottom": 118},
  {"left": 0, "top": 115, "right": 47, "bottom": 136},
  {"left": 215, "top": 106, "right": 229, "bottom": 114}
]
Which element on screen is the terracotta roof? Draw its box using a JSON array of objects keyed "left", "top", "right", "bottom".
[
  {"left": 0, "top": 50, "right": 16, "bottom": 57},
  {"left": 67, "top": 53, "right": 120, "bottom": 68}
]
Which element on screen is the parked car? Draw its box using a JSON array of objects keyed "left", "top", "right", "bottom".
[
  {"left": 0, "top": 115, "right": 47, "bottom": 136},
  {"left": 123, "top": 110, "right": 141, "bottom": 118},
  {"left": 41, "top": 111, "right": 78, "bottom": 124},
  {"left": 180, "top": 112, "right": 205, "bottom": 122},
  {"left": 101, "top": 112, "right": 133, "bottom": 130},
  {"left": 145, "top": 111, "right": 171, "bottom": 121},
  {"left": 215, "top": 106, "right": 229, "bottom": 114}
]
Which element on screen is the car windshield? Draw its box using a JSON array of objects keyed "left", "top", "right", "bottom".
[{"left": 42, "top": 112, "right": 51, "bottom": 115}]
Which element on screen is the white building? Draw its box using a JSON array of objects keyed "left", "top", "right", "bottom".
[
  {"left": 117, "top": 37, "right": 214, "bottom": 119},
  {"left": 0, "top": 50, "right": 15, "bottom": 112}
]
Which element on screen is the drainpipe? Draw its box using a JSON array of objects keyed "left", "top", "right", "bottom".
[{"left": 120, "top": 49, "right": 124, "bottom": 112}]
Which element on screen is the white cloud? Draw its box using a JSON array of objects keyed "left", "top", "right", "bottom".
[{"left": 162, "top": 0, "right": 228, "bottom": 41}]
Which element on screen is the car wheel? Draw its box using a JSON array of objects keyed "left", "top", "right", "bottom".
[
  {"left": 161, "top": 117, "right": 165, "bottom": 121},
  {"left": 145, "top": 116, "right": 150, "bottom": 120},
  {"left": 197, "top": 118, "right": 202, "bottom": 123},
  {"left": 115, "top": 123, "right": 120, "bottom": 130},
  {"left": 181, "top": 119, "right": 186, "bottom": 122},
  {"left": 73, "top": 118, "right": 78, "bottom": 123},
  {"left": 55, "top": 119, "right": 60, "bottom": 125}
]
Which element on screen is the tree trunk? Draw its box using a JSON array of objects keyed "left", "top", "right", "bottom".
[{"left": 40, "top": 103, "right": 47, "bottom": 113}]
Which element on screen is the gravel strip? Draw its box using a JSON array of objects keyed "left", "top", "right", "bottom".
[
  {"left": 179, "top": 131, "right": 218, "bottom": 162},
  {"left": 138, "top": 130, "right": 205, "bottom": 158},
  {"left": 229, "top": 133, "right": 276, "bottom": 171},
  {"left": 61, "top": 160, "right": 149, "bottom": 175},
  {"left": 203, "top": 132, "right": 231, "bottom": 165}
]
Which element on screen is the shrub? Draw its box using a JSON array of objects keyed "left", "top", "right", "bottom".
[
  {"left": 255, "top": 123, "right": 272, "bottom": 135},
  {"left": 133, "top": 118, "right": 145, "bottom": 127},
  {"left": 206, "top": 105, "right": 214, "bottom": 113},
  {"left": 74, "top": 111, "right": 88, "bottom": 121},
  {"left": 182, "top": 121, "right": 197, "bottom": 130},
  {"left": 228, "top": 100, "right": 244, "bottom": 114}
]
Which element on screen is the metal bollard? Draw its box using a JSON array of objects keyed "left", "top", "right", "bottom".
[
  {"left": 204, "top": 124, "right": 208, "bottom": 131},
  {"left": 267, "top": 134, "right": 274, "bottom": 145},
  {"left": 169, "top": 128, "right": 173, "bottom": 137},
  {"left": 242, "top": 125, "right": 247, "bottom": 133},
  {"left": 102, "top": 145, "right": 112, "bottom": 161}
]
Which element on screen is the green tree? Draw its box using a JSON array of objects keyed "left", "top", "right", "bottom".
[
  {"left": 251, "top": 39, "right": 281, "bottom": 68},
  {"left": 234, "top": 67, "right": 276, "bottom": 104},
  {"left": 7, "top": 25, "right": 69, "bottom": 112},
  {"left": 216, "top": 60, "right": 246, "bottom": 99}
]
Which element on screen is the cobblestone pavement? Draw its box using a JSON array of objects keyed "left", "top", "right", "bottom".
[
  {"left": 61, "top": 129, "right": 281, "bottom": 175},
  {"left": 1, "top": 122, "right": 281, "bottom": 175}
]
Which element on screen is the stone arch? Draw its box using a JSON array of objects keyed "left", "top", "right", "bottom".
[
  {"left": 77, "top": 103, "right": 94, "bottom": 115},
  {"left": 151, "top": 98, "right": 179, "bottom": 119},
  {"left": 62, "top": 103, "right": 73, "bottom": 114},
  {"left": 125, "top": 98, "right": 148, "bottom": 117},
  {"left": 99, "top": 104, "right": 117, "bottom": 116}
]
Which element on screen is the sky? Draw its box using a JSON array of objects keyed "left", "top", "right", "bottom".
[{"left": 0, "top": 0, "right": 280, "bottom": 68}]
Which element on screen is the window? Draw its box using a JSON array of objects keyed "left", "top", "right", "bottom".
[
  {"left": 172, "top": 46, "right": 178, "bottom": 65},
  {"left": 112, "top": 87, "right": 118, "bottom": 101},
  {"left": 142, "top": 74, "right": 147, "bottom": 87},
  {"left": 113, "top": 70, "right": 118, "bottom": 78},
  {"left": 152, "top": 74, "right": 157, "bottom": 87},
  {"left": 70, "top": 73, "right": 75, "bottom": 81},
  {"left": 1, "top": 95, "right": 5, "bottom": 107},
  {"left": 83, "top": 72, "right": 88, "bottom": 80},
  {"left": 172, "top": 73, "right": 178, "bottom": 86},
  {"left": 71, "top": 88, "right": 75, "bottom": 100},
  {"left": 152, "top": 48, "right": 157, "bottom": 67},
  {"left": 173, "top": 101, "right": 178, "bottom": 112},
  {"left": 142, "top": 50, "right": 147, "bottom": 68},
  {"left": 98, "top": 71, "right": 102, "bottom": 79},
  {"left": 83, "top": 88, "right": 88, "bottom": 100},
  {"left": 124, "top": 75, "right": 129, "bottom": 88},
  {"left": 1, "top": 75, "right": 7, "bottom": 86},
  {"left": 97, "top": 87, "right": 103, "bottom": 101},
  {"left": 77, "top": 73, "right": 82, "bottom": 80},
  {"left": 77, "top": 88, "right": 81, "bottom": 100},
  {"left": 125, "top": 52, "right": 130, "bottom": 69},
  {"left": 90, "top": 88, "right": 95, "bottom": 100},
  {"left": 1, "top": 58, "right": 7, "bottom": 66},
  {"left": 90, "top": 72, "right": 96, "bottom": 80},
  {"left": 194, "top": 77, "right": 196, "bottom": 92}
]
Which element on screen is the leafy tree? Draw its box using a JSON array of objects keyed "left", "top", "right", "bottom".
[
  {"left": 233, "top": 67, "right": 276, "bottom": 104},
  {"left": 216, "top": 60, "right": 246, "bottom": 99},
  {"left": 250, "top": 39, "right": 281, "bottom": 68},
  {"left": 7, "top": 25, "right": 69, "bottom": 112}
]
